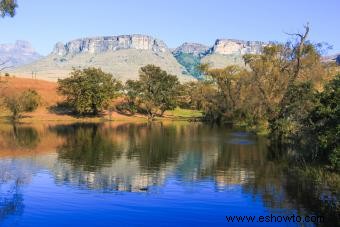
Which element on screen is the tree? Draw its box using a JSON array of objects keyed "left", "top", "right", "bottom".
[
  {"left": 121, "top": 79, "right": 143, "bottom": 114},
  {"left": 307, "top": 75, "right": 340, "bottom": 170},
  {"left": 199, "top": 65, "right": 248, "bottom": 120},
  {"left": 0, "top": 0, "right": 17, "bottom": 17},
  {"left": 57, "top": 68, "right": 122, "bottom": 115},
  {"left": 5, "top": 89, "right": 40, "bottom": 120},
  {"left": 126, "top": 65, "right": 180, "bottom": 119}
]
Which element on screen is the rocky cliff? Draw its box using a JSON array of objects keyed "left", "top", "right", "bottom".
[
  {"left": 210, "top": 39, "right": 266, "bottom": 55},
  {"left": 0, "top": 40, "right": 42, "bottom": 67},
  {"left": 10, "top": 35, "right": 193, "bottom": 82},
  {"left": 52, "top": 35, "right": 168, "bottom": 56},
  {"left": 172, "top": 42, "right": 209, "bottom": 57},
  {"left": 173, "top": 39, "right": 266, "bottom": 78}
]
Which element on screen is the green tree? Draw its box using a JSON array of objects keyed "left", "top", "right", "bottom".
[
  {"left": 5, "top": 89, "right": 41, "bottom": 120},
  {"left": 127, "top": 65, "right": 180, "bottom": 119},
  {"left": 57, "top": 68, "right": 122, "bottom": 115},
  {"left": 308, "top": 75, "right": 340, "bottom": 170},
  {"left": 0, "top": 0, "right": 17, "bottom": 17},
  {"left": 121, "top": 79, "right": 143, "bottom": 114}
]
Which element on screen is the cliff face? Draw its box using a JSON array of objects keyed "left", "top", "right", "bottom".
[
  {"left": 0, "top": 40, "right": 42, "bottom": 67},
  {"left": 52, "top": 35, "right": 168, "bottom": 56},
  {"left": 11, "top": 35, "right": 193, "bottom": 82},
  {"left": 211, "top": 39, "right": 266, "bottom": 55}
]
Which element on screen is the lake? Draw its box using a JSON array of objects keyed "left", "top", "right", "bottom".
[{"left": 0, "top": 122, "right": 338, "bottom": 226}]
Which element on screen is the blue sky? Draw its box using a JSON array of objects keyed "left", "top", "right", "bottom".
[{"left": 0, "top": 0, "right": 338, "bottom": 55}]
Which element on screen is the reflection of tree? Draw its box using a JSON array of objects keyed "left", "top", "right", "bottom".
[
  {"left": 0, "top": 180, "right": 24, "bottom": 221},
  {"left": 0, "top": 124, "right": 40, "bottom": 149},
  {"left": 125, "top": 122, "right": 181, "bottom": 171},
  {"left": 12, "top": 124, "right": 40, "bottom": 149},
  {"left": 241, "top": 158, "right": 339, "bottom": 226},
  {"left": 51, "top": 123, "right": 122, "bottom": 172},
  {"left": 43, "top": 122, "right": 339, "bottom": 223},
  {"left": 0, "top": 161, "right": 29, "bottom": 222}
]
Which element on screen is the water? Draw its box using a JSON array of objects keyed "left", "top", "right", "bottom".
[{"left": 0, "top": 122, "right": 338, "bottom": 226}]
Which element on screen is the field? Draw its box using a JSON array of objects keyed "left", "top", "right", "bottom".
[{"left": 0, "top": 76, "right": 201, "bottom": 123}]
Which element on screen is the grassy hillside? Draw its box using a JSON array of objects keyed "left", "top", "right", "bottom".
[{"left": 9, "top": 49, "right": 194, "bottom": 82}]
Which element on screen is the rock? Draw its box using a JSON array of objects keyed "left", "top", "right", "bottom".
[
  {"left": 52, "top": 35, "right": 168, "bottom": 57},
  {"left": 211, "top": 39, "right": 266, "bottom": 55},
  {"left": 11, "top": 35, "right": 194, "bottom": 82},
  {"left": 172, "top": 42, "right": 210, "bottom": 57}
]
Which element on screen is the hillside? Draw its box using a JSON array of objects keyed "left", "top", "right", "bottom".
[
  {"left": 0, "top": 77, "right": 60, "bottom": 106},
  {"left": 173, "top": 39, "right": 266, "bottom": 78},
  {"left": 10, "top": 35, "right": 193, "bottom": 82}
]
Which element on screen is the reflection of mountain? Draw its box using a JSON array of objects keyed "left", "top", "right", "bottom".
[
  {"left": 38, "top": 123, "right": 269, "bottom": 191},
  {"left": 0, "top": 122, "right": 338, "bottom": 225}
]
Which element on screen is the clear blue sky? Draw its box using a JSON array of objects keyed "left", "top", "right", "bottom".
[{"left": 0, "top": 0, "right": 339, "bottom": 55}]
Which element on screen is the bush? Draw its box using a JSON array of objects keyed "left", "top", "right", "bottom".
[{"left": 5, "top": 89, "right": 40, "bottom": 120}]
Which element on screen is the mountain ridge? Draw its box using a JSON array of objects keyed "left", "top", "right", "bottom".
[{"left": 8, "top": 35, "right": 268, "bottom": 81}]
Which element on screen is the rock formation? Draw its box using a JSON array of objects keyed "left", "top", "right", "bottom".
[
  {"left": 10, "top": 35, "right": 192, "bottom": 82},
  {"left": 172, "top": 42, "right": 210, "bottom": 57},
  {"left": 52, "top": 35, "right": 168, "bottom": 56},
  {"left": 210, "top": 39, "right": 266, "bottom": 55}
]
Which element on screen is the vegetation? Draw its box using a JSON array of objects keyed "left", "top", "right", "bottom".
[
  {"left": 0, "top": 0, "right": 17, "bottom": 17},
  {"left": 123, "top": 64, "right": 180, "bottom": 120},
  {"left": 4, "top": 89, "right": 40, "bottom": 120},
  {"left": 173, "top": 52, "right": 203, "bottom": 79},
  {"left": 57, "top": 67, "right": 122, "bottom": 115},
  {"left": 174, "top": 25, "right": 339, "bottom": 171},
  {"left": 307, "top": 75, "right": 340, "bottom": 170}
]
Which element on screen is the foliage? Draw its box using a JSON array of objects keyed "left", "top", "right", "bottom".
[
  {"left": 57, "top": 68, "right": 122, "bottom": 115},
  {"left": 5, "top": 89, "right": 40, "bottom": 120},
  {"left": 270, "top": 81, "right": 318, "bottom": 140},
  {"left": 307, "top": 75, "right": 340, "bottom": 170},
  {"left": 173, "top": 52, "right": 203, "bottom": 79},
  {"left": 0, "top": 0, "right": 17, "bottom": 17},
  {"left": 124, "top": 65, "right": 180, "bottom": 119}
]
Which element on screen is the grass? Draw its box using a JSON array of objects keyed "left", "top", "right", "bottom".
[
  {"left": 0, "top": 77, "right": 202, "bottom": 123},
  {"left": 165, "top": 107, "right": 203, "bottom": 119}
]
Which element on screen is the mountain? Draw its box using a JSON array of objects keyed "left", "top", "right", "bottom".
[
  {"left": 10, "top": 35, "right": 193, "bottom": 82},
  {"left": 0, "top": 40, "right": 42, "bottom": 68},
  {"left": 173, "top": 39, "right": 266, "bottom": 78},
  {"left": 322, "top": 53, "right": 340, "bottom": 65},
  {"left": 173, "top": 43, "right": 210, "bottom": 79},
  {"left": 9, "top": 36, "right": 268, "bottom": 81}
]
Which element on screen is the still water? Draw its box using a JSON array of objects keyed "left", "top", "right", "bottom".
[{"left": 0, "top": 122, "right": 338, "bottom": 226}]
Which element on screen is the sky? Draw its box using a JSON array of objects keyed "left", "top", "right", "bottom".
[{"left": 0, "top": 0, "right": 339, "bottom": 55}]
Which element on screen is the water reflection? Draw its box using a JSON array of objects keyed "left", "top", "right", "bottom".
[
  {"left": 0, "top": 122, "right": 338, "bottom": 226},
  {"left": 0, "top": 159, "right": 31, "bottom": 222}
]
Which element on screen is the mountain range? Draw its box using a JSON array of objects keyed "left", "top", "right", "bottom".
[
  {"left": 0, "top": 40, "right": 41, "bottom": 69},
  {"left": 8, "top": 35, "right": 339, "bottom": 81}
]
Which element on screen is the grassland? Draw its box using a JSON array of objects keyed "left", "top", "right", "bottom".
[{"left": 0, "top": 76, "right": 202, "bottom": 123}]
